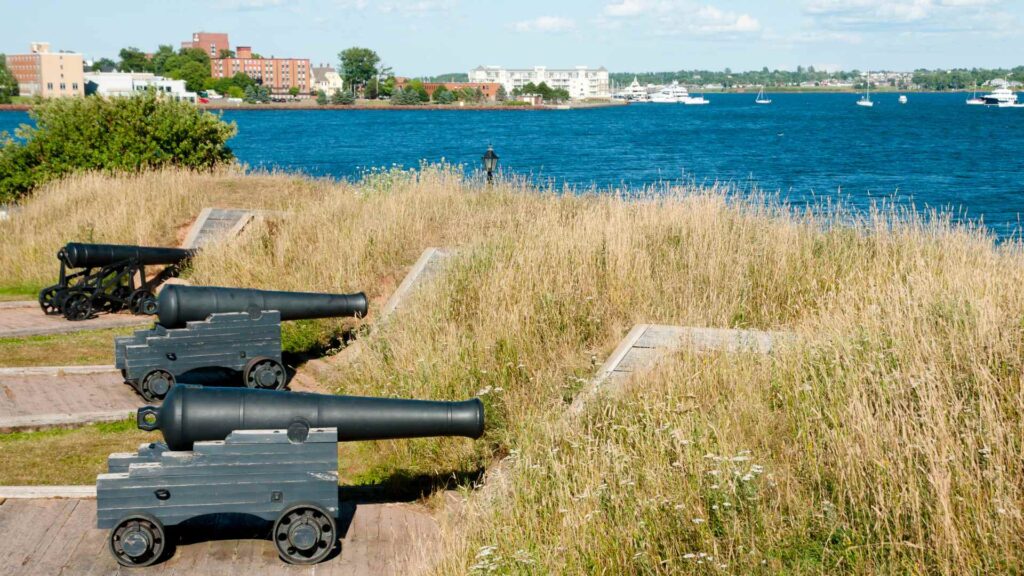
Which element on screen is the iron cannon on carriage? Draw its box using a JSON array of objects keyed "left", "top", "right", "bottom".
[
  {"left": 39, "top": 242, "right": 195, "bottom": 321},
  {"left": 115, "top": 285, "right": 368, "bottom": 400},
  {"left": 97, "top": 385, "right": 485, "bottom": 567}
]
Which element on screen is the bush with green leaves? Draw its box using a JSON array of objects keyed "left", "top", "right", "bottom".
[
  {"left": 0, "top": 91, "right": 236, "bottom": 202},
  {"left": 243, "top": 85, "right": 270, "bottom": 103},
  {"left": 0, "top": 55, "right": 18, "bottom": 105},
  {"left": 392, "top": 88, "right": 422, "bottom": 105},
  {"left": 316, "top": 90, "right": 328, "bottom": 105},
  {"left": 331, "top": 90, "right": 355, "bottom": 105}
]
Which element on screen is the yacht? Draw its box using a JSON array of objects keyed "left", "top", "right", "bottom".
[
  {"left": 981, "top": 87, "right": 1019, "bottom": 106},
  {"left": 649, "top": 81, "right": 691, "bottom": 103},
  {"left": 616, "top": 76, "right": 651, "bottom": 102},
  {"left": 755, "top": 86, "right": 771, "bottom": 105},
  {"left": 856, "top": 83, "right": 874, "bottom": 107},
  {"left": 898, "top": 95, "right": 908, "bottom": 104}
]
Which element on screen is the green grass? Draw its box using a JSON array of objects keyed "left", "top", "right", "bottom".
[{"left": 0, "top": 327, "right": 132, "bottom": 367}]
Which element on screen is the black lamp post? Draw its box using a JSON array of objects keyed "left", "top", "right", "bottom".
[{"left": 482, "top": 145, "right": 499, "bottom": 184}]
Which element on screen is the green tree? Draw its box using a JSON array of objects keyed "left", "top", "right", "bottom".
[
  {"left": 364, "top": 79, "right": 380, "bottom": 100},
  {"left": 0, "top": 55, "right": 18, "bottom": 104},
  {"left": 226, "top": 86, "right": 245, "bottom": 99},
  {"left": 404, "top": 79, "right": 429, "bottom": 102},
  {"left": 149, "top": 45, "right": 176, "bottom": 75},
  {"left": 118, "top": 47, "right": 152, "bottom": 72},
  {"left": 89, "top": 57, "right": 118, "bottom": 72},
  {"left": 288, "top": 86, "right": 300, "bottom": 97},
  {"left": 495, "top": 85, "right": 507, "bottom": 102},
  {"left": 316, "top": 90, "right": 328, "bottom": 105},
  {"left": 338, "top": 47, "right": 380, "bottom": 93},
  {"left": 243, "top": 84, "right": 270, "bottom": 103},
  {"left": 170, "top": 61, "right": 210, "bottom": 93},
  {"left": 331, "top": 89, "right": 354, "bottom": 105},
  {"left": 0, "top": 91, "right": 236, "bottom": 201},
  {"left": 392, "top": 88, "right": 422, "bottom": 105},
  {"left": 219, "top": 49, "right": 235, "bottom": 59},
  {"left": 431, "top": 85, "right": 450, "bottom": 103}
]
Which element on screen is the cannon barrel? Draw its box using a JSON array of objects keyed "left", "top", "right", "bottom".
[
  {"left": 137, "top": 386, "right": 485, "bottom": 450},
  {"left": 156, "top": 285, "right": 369, "bottom": 328},
  {"left": 60, "top": 242, "right": 195, "bottom": 269}
]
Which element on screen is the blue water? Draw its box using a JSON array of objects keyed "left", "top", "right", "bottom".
[{"left": 3, "top": 92, "right": 1024, "bottom": 237}]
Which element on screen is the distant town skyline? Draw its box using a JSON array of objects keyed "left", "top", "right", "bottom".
[{"left": 1, "top": 0, "right": 1021, "bottom": 76}]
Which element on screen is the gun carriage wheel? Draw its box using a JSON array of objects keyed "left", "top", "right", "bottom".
[
  {"left": 38, "top": 285, "right": 63, "bottom": 315},
  {"left": 108, "top": 513, "right": 168, "bottom": 567},
  {"left": 61, "top": 292, "right": 95, "bottom": 321},
  {"left": 244, "top": 357, "right": 288, "bottom": 390},
  {"left": 273, "top": 503, "right": 338, "bottom": 565},
  {"left": 140, "top": 369, "right": 175, "bottom": 402},
  {"left": 129, "top": 289, "right": 156, "bottom": 315}
]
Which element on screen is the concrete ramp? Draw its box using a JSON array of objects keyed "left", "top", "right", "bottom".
[{"left": 181, "top": 208, "right": 259, "bottom": 249}]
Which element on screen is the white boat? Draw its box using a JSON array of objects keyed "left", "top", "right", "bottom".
[
  {"left": 684, "top": 94, "right": 710, "bottom": 105},
  {"left": 649, "top": 81, "right": 691, "bottom": 103},
  {"left": 898, "top": 95, "right": 908, "bottom": 104},
  {"left": 615, "top": 76, "right": 651, "bottom": 102},
  {"left": 856, "top": 83, "right": 874, "bottom": 107},
  {"left": 755, "top": 86, "right": 771, "bottom": 105},
  {"left": 966, "top": 83, "right": 985, "bottom": 105},
  {"left": 981, "top": 86, "right": 1018, "bottom": 106}
]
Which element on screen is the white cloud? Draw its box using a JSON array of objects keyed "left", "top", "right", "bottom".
[
  {"left": 221, "top": 0, "right": 286, "bottom": 10},
  {"left": 803, "top": 0, "right": 1004, "bottom": 29},
  {"left": 599, "top": 1, "right": 761, "bottom": 37},
  {"left": 512, "top": 16, "right": 577, "bottom": 33},
  {"left": 604, "top": 0, "right": 648, "bottom": 17}
]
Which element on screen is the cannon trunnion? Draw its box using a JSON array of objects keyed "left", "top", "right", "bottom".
[
  {"left": 96, "top": 386, "right": 485, "bottom": 567},
  {"left": 39, "top": 242, "right": 195, "bottom": 321},
  {"left": 115, "top": 286, "right": 368, "bottom": 400}
]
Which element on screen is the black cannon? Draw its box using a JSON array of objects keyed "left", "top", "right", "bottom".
[
  {"left": 97, "top": 386, "right": 485, "bottom": 567},
  {"left": 115, "top": 285, "right": 368, "bottom": 400},
  {"left": 39, "top": 242, "right": 195, "bottom": 321}
]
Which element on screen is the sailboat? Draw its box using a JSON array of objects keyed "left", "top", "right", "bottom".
[
  {"left": 966, "top": 83, "right": 985, "bottom": 106},
  {"left": 856, "top": 83, "right": 874, "bottom": 107},
  {"left": 755, "top": 86, "right": 771, "bottom": 105}
]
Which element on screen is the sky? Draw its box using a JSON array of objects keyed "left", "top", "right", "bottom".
[{"left": 1, "top": 0, "right": 1021, "bottom": 76}]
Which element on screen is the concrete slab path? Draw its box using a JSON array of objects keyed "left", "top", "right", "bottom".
[{"left": 0, "top": 301, "right": 150, "bottom": 339}]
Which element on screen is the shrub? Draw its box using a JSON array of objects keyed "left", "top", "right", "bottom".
[
  {"left": 331, "top": 90, "right": 355, "bottom": 105},
  {"left": 316, "top": 90, "right": 328, "bottom": 105},
  {"left": 0, "top": 92, "right": 236, "bottom": 202},
  {"left": 392, "top": 88, "right": 422, "bottom": 105}
]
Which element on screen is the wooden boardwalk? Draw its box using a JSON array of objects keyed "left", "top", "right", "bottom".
[
  {"left": 0, "top": 366, "right": 141, "bottom": 431},
  {"left": 181, "top": 208, "right": 259, "bottom": 250},
  {"left": 0, "top": 497, "right": 440, "bottom": 576},
  {"left": 0, "top": 302, "right": 149, "bottom": 339}
]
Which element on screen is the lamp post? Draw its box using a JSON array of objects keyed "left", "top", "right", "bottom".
[{"left": 482, "top": 145, "right": 499, "bottom": 184}]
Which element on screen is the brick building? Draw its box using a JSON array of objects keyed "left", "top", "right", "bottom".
[
  {"left": 397, "top": 80, "right": 503, "bottom": 101},
  {"left": 6, "top": 42, "right": 84, "bottom": 98},
  {"left": 195, "top": 35, "right": 312, "bottom": 95},
  {"left": 181, "top": 32, "right": 230, "bottom": 59}
]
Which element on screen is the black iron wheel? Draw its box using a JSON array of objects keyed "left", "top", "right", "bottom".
[
  {"left": 129, "top": 289, "right": 156, "bottom": 315},
  {"left": 272, "top": 503, "right": 337, "bottom": 565},
  {"left": 140, "top": 369, "right": 174, "bottom": 402},
  {"left": 108, "top": 514, "right": 167, "bottom": 567},
  {"left": 243, "top": 357, "right": 288, "bottom": 390},
  {"left": 62, "top": 292, "right": 94, "bottom": 321},
  {"left": 38, "top": 285, "right": 63, "bottom": 315}
]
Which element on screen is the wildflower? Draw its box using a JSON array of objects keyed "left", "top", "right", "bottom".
[
  {"left": 692, "top": 518, "right": 705, "bottom": 524},
  {"left": 683, "top": 553, "right": 696, "bottom": 559}
]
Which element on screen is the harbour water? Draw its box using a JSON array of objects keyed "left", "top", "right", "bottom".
[{"left": 3, "top": 92, "right": 1023, "bottom": 237}]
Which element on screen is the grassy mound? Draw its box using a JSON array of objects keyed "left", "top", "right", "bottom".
[{"left": 1, "top": 166, "right": 1021, "bottom": 573}]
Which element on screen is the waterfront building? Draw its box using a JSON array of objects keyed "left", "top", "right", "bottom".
[
  {"left": 6, "top": 42, "right": 84, "bottom": 98},
  {"left": 312, "top": 65, "right": 344, "bottom": 95},
  {"left": 469, "top": 65, "right": 610, "bottom": 100},
  {"left": 423, "top": 82, "right": 501, "bottom": 101},
  {"left": 210, "top": 45, "right": 312, "bottom": 95},
  {"left": 84, "top": 72, "right": 197, "bottom": 102},
  {"left": 181, "top": 32, "right": 230, "bottom": 59}
]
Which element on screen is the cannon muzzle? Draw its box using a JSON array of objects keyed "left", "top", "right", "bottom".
[
  {"left": 137, "top": 386, "right": 485, "bottom": 450},
  {"left": 156, "top": 285, "right": 368, "bottom": 328},
  {"left": 60, "top": 242, "right": 195, "bottom": 268}
]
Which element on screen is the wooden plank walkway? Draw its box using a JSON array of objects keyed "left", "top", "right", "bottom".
[
  {"left": 0, "top": 366, "right": 140, "bottom": 432},
  {"left": 0, "top": 498, "right": 440, "bottom": 576},
  {"left": 181, "top": 208, "right": 258, "bottom": 249},
  {"left": 0, "top": 301, "right": 150, "bottom": 338},
  {"left": 377, "top": 248, "right": 453, "bottom": 325}
]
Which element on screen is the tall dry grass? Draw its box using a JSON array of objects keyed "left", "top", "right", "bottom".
[{"left": 3, "top": 166, "right": 1022, "bottom": 573}]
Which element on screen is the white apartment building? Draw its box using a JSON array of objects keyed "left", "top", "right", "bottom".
[
  {"left": 83, "top": 72, "right": 197, "bottom": 102},
  {"left": 312, "top": 66, "right": 344, "bottom": 95},
  {"left": 469, "top": 65, "right": 610, "bottom": 99}
]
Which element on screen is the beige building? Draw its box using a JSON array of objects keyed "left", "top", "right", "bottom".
[{"left": 7, "top": 42, "right": 84, "bottom": 98}]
